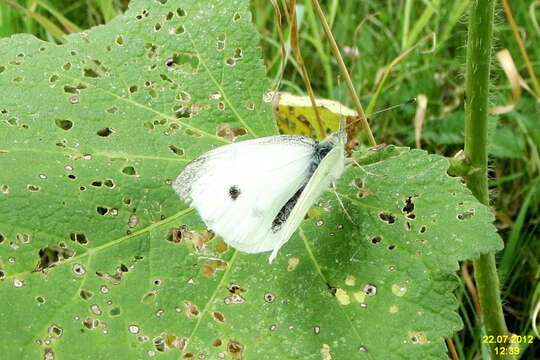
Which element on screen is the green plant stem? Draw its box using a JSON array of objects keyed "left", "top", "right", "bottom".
[
  {"left": 310, "top": 0, "right": 377, "bottom": 146},
  {"left": 463, "top": 0, "right": 511, "bottom": 358}
]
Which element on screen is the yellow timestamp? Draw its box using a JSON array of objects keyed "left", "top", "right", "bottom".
[
  {"left": 493, "top": 346, "right": 520, "bottom": 356},
  {"left": 482, "top": 335, "right": 534, "bottom": 344},
  {"left": 482, "top": 335, "right": 535, "bottom": 356}
]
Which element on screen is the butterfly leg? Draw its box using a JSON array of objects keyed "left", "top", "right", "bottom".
[
  {"left": 330, "top": 182, "right": 356, "bottom": 226},
  {"left": 346, "top": 157, "right": 378, "bottom": 177}
]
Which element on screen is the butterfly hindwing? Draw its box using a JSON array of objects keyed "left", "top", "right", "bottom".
[{"left": 268, "top": 131, "right": 346, "bottom": 262}]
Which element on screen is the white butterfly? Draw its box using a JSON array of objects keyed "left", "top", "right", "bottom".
[{"left": 173, "top": 129, "right": 346, "bottom": 263}]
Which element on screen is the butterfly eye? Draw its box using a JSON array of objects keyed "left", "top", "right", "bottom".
[{"left": 228, "top": 185, "right": 241, "bottom": 200}]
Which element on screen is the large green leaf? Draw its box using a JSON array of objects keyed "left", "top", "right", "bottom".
[{"left": 0, "top": 1, "right": 502, "bottom": 359}]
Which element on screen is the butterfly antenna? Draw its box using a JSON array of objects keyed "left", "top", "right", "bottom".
[{"left": 344, "top": 97, "right": 416, "bottom": 130}]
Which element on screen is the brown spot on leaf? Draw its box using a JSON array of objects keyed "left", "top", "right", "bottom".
[
  {"left": 213, "top": 311, "right": 225, "bottom": 323},
  {"left": 183, "top": 301, "right": 200, "bottom": 318},
  {"left": 201, "top": 259, "right": 227, "bottom": 278},
  {"left": 213, "top": 339, "right": 223, "bottom": 347},
  {"left": 228, "top": 340, "right": 244, "bottom": 358},
  {"left": 216, "top": 123, "right": 247, "bottom": 141}
]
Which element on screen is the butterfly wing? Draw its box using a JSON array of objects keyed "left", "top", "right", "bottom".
[
  {"left": 268, "top": 131, "right": 346, "bottom": 263},
  {"left": 173, "top": 135, "right": 317, "bottom": 253}
]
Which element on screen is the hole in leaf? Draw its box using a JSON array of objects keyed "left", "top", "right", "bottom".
[
  {"left": 174, "top": 25, "right": 185, "bottom": 35},
  {"left": 168, "top": 53, "right": 199, "bottom": 69},
  {"left": 116, "top": 35, "right": 124, "bottom": 45},
  {"left": 70, "top": 232, "right": 88, "bottom": 245},
  {"left": 91, "top": 180, "right": 103, "bottom": 187},
  {"left": 379, "top": 213, "right": 396, "bottom": 224},
  {"left": 458, "top": 209, "right": 475, "bottom": 220},
  {"left": 63, "top": 85, "right": 78, "bottom": 94},
  {"left": 83, "top": 317, "right": 99, "bottom": 329},
  {"left": 80, "top": 290, "right": 94, "bottom": 300},
  {"left": 174, "top": 105, "right": 191, "bottom": 118},
  {"left": 264, "top": 293, "right": 275, "bottom": 303},
  {"left": 84, "top": 68, "right": 100, "bottom": 78},
  {"left": 234, "top": 48, "right": 243, "bottom": 59},
  {"left": 97, "top": 206, "right": 109, "bottom": 215},
  {"left": 371, "top": 236, "right": 382, "bottom": 244},
  {"left": 128, "top": 214, "right": 139, "bottom": 228},
  {"left": 142, "top": 291, "right": 157, "bottom": 304},
  {"left": 16, "top": 233, "right": 30, "bottom": 243},
  {"left": 1, "top": 184, "right": 10, "bottom": 194},
  {"left": 168, "top": 145, "right": 184, "bottom": 156},
  {"left": 104, "top": 179, "right": 114, "bottom": 188},
  {"left": 364, "top": 284, "right": 377, "bottom": 296},
  {"left": 176, "top": 8, "right": 186, "bottom": 16},
  {"left": 55, "top": 119, "right": 73, "bottom": 130},
  {"left": 48, "top": 324, "right": 63, "bottom": 338},
  {"left": 27, "top": 184, "right": 40, "bottom": 192},
  {"left": 35, "top": 246, "right": 75, "bottom": 272},
  {"left": 122, "top": 166, "right": 137, "bottom": 176},
  {"left": 402, "top": 196, "right": 414, "bottom": 214},
  {"left": 166, "top": 226, "right": 189, "bottom": 243},
  {"left": 96, "top": 127, "right": 113, "bottom": 137},
  {"left": 67, "top": 174, "right": 76, "bottom": 180},
  {"left": 110, "top": 307, "right": 121, "bottom": 316}
]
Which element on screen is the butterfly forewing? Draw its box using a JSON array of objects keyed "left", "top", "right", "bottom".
[{"left": 174, "top": 135, "right": 318, "bottom": 253}]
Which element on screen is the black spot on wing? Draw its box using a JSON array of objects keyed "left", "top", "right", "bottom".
[{"left": 229, "top": 185, "right": 241, "bottom": 200}]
